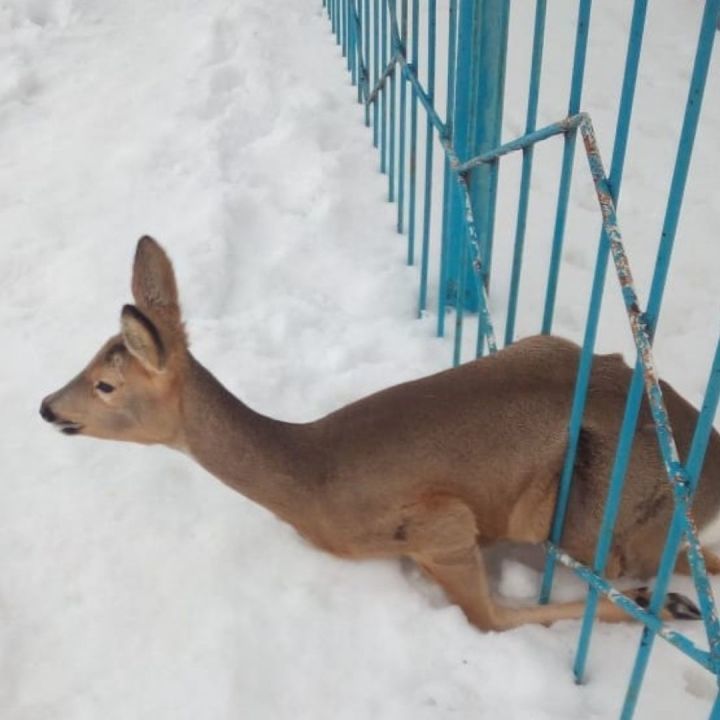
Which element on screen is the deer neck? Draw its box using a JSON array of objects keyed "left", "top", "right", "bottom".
[{"left": 177, "top": 353, "right": 317, "bottom": 522}]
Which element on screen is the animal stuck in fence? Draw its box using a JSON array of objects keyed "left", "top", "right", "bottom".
[{"left": 40, "top": 237, "right": 719, "bottom": 630}]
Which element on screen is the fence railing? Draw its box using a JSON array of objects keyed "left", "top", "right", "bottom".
[{"left": 321, "top": 0, "right": 720, "bottom": 717}]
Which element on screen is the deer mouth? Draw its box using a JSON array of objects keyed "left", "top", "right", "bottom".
[{"left": 58, "top": 421, "right": 83, "bottom": 435}]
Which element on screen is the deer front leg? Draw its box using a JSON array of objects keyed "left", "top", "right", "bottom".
[
  {"left": 416, "top": 544, "right": 506, "bottom": 630},
  {"left": 405, "top": 497, "right": 513, "bottom": 631}
]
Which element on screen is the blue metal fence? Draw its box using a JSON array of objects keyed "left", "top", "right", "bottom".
[{"left": 321, "top": 0, "right": 720, "bottom": 717}]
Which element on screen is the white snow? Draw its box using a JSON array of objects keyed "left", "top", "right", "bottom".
[{"left": 1, "top": 1, "right": 719, "bottom": 719}]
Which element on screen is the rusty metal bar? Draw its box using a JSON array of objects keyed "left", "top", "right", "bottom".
[{"left": 572, "top": 0, "right": 720, "bottom": 689}]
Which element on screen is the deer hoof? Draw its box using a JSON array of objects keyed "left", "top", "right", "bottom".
[
  {"left": 630, "top": 586, "right": 701, "bottom": 621},
  {"left": 665, "top": 592, "right": 702, "bottom": 621}
]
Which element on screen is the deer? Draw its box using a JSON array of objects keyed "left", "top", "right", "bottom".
[{"left": 40, "top": 236, "right": 720, "bottom": 631}]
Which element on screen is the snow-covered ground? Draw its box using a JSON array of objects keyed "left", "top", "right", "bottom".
[{"left": 1, "top": 1, "right": 719, "bottom": 718}]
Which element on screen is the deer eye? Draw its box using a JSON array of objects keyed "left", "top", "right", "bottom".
[{"left": 95, "top": 381, "right": 115, "bottom": 394}]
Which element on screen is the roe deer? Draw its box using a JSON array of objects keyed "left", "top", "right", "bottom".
[{"left": 40, "top": 236, "right": 720, "bottom": 631}]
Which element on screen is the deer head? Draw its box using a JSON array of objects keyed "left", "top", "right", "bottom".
[{"left": 40, "top": 236, "right": 188, "bottom": 446}]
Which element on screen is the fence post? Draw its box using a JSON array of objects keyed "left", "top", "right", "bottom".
[{"left": 443, "top": 0, "right": 508, "bottom": 318}]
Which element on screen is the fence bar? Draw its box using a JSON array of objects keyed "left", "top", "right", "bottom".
[
  {"left": 448, "top": 0, "right": 479, "bottom": 361},
  {"left": 342, "top": 0, "right": 348, "bottom": 57},
  {"left": 388, "top": 2, "right": 397, "bottom": 200},
  {"left": 711, "top": 692, "right": 720, "bottom": 720},
  {"left": 418, "top": 0, "right": 436, "bottom": 315},
  {"left": 541, "top": 0, "right": 592, "bottom": 334},
  {"left": 622, "top": 337, "right": 720, "bottom": 718},
  {"left": 380, "top": 0, "right": 388, "bottom": 173},
  {"left": 373, "top": 0, "right": 379, "bottom": 146},
  {"left": 351, "top": 1, "right": 368, "bottom": 103},
  {"left": 406, "top": 0, "right": 419, "bottom": 263},
  {"left": 505, "top": 0, "right": 546, "bottom": 346},
  {"left": 349, "top": 0, "right": 356, "bottom": 81},
  {"left": 363, "top": 0, "right": 370, "bottom": 120},
  {"left": 573, "top": 0, "right": 720, "bottom": 685},
  {"left": 437, "top": 0, "right": 458, "bottom": 337},
  {"left": 354, "top": 1, "right": 361, "bottom": 100},
  {"left": 397, "top": 0, "right": 408, "bottom": 231},
  {"left": 582, "top": 117, "right": 690, "bottom": 488},
  {"left": 367, "top": 53, "right": 397, "bottom": 104},
  {"left": 455, "top": 115, "right": 581, "bottom": 172},
  {"left": 353, "top": 0, "right": 359, "bottom": 83},
  {"left": 351, "top": 0, "right": 355, "bottom": 72},
  {"left": 456, "top": 172, "right": 499, "bottom": 355},
  {"left": 397, "top": 54, "right": 445, "bottom": 135},
  {"left": 472, "top": 0, "right": 509, "bottom": 358},
  {"left": 540, "top": 0, "right": 648, "bottom": 606}
]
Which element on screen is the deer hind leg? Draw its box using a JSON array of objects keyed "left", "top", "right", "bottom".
[
  {"left": 405, "top": 498, "right": 578, "bottom": 630},
  {"left": 675, "top": 546, "right": 720, "bottom": 576},
  {"left": 407, "top": 498, "right": 700, "bottom": 631},
  {"left": 420, "top": 549, "right": 701, "bottom": 630}
]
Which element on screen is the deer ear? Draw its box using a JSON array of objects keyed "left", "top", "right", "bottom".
[
  {"left": 131, "top": 236, "right": 181, "bottom": 326},
  {"left": 121, "top": 304, "right": 165, "bottom": 372}
]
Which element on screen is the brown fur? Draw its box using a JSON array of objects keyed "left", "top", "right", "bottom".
[{"left": 40, "top": 237, "right": 720, "bottom": 630}]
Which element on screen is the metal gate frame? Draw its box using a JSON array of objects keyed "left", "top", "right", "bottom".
[{"left": 321, "top": 1, "right": 720, "bottom": 717}]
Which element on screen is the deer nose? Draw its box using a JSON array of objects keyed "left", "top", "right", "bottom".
[{"left": 39, "top": 400, "right": 57, "bottom": 423}]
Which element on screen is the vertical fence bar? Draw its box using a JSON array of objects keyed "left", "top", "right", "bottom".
[
  {"left": 418, "top": 0, "right": 436, "bottom": 315},
  {"left": 364, "top": 0, "right": 370, "bottom": 122},
  {"left": 373, "top": 0, "right": 380, "bottom": 146},
  {"left": 504, "top": 0, "right": 546, "bottom": 346},
  {"left": 406, "top": 0, "right": 420, "bottom": 263},
  {"left": 381, "top": 0, "right": 388, "bottom": 174},
  {"left": 711, "top": 691, "right": 720, "bottom": 720},
  {"left": 472, "top": 0, "right": 509, "bottom": 358},
  {"left": 354, "top": 4, "right": 358, "bottom": 83},
  {"left": 342, "top": 0, "right": 347, "bottom": 55},
  {"left": 540, "top": 0, "right": 649, "bottom": 607},
  {"left": 572, "top": 0, "right": 720, "bottom": 685},
  {"left": 397, "top": 0, "right": 409, "bottom": 232},
  {"left": 354, "top": 0, "right": 362, "bottom": 101},
  {"left": 448, "top": 0, "right": 509, "bottom": 363},
  {"left": 541, "top": 0, "right": 592, "bottom": 334},
  {"left": 388, "top": 1, "right": 397, "bottom": 200},
  {"left": 349, "top": 0, "right": 356, "bottom": 81},
  {"left": 437, "top": 0, "right": 458, "bottom": 337},
  {"left": 448, "top": 0, "right": 477, "bottom": 363},
  {"left": 345, "top": 0, "right": 351, "bottom": 67}
]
